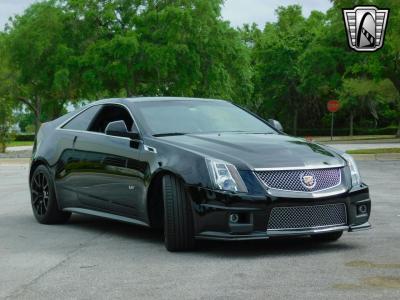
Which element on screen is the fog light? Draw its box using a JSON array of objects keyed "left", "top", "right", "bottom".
[
  {"left": 229, "top": 213, "right": 239, "bottom": 223},
  {"left": 357, "top": 204, "right": 367, "bottom": 215}
]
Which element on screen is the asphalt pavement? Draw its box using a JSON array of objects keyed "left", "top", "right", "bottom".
[{"left": 0, "top": 161, "right": 399, "bottom": 299}]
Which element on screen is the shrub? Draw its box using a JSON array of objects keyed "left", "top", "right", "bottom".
[
  {"left": 14, "top": 134, "right": 36, "bottom": 142},
  {"left": 292, "top": 126, "right": 398, "bottom": 137}
]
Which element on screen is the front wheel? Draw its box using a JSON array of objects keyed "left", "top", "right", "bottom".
[
  {"left": 30, "top": 165, "right": 71, "bottom": 224},
  {"left": 163, "top": 175, "right": 195, "bottom": 252},
  {"left": 311, "top": 231, "right": 343, "bottom": 242}
]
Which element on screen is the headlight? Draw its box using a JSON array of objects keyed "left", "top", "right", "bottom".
[
  {"left": 206, "top": 159, "right": 248, "bottom": 193},
  {"left": 342, "top": 153, "right": 361, "bottom": 186}
]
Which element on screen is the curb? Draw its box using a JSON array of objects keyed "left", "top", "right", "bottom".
[
  {"left": 352, "top": 153, "right": 400, "bottom": 161},
  {"left": 0, "top": 158, "right": 31, "bottom": 166},
  {"left": 320, "top": 139, "right": 400, "bottom": 145},
  {"left": 0, "top": 150, "right": 32, "bottom": 159}
]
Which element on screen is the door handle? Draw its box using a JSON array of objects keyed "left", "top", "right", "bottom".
[{"left": 72, "top": 136, "right": 78, "bottom": 148}]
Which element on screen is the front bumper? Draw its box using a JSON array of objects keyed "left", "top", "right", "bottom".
[{"left": 189, "top": 184, "right": 371, "bottom": 241}]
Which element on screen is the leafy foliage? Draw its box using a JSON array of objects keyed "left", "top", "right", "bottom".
[
  {"left": 0, "top": 0, "right": 399, "bottom": 136},
  {"left": 0, "top": 96, "right": 14, "bottom": 152}
]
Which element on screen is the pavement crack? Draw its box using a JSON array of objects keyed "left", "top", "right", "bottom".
[{"left": 4, "top": 231, "right": 106, "bottom": 299}]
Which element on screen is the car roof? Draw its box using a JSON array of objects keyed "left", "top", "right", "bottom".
[{"left": 91, "top": 97, "right": 230, "bottom": 106}]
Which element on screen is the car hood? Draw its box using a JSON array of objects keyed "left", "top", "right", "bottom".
[{"left": 158, "top": 133, "right": 345, "bottom": 170}]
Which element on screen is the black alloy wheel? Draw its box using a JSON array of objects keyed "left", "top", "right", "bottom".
[
  {"left": 30, "top": 165, "right": 71, "bottom": 224},
  {"left": 31, "top": 172, "right": 50, "bottom": 216}
]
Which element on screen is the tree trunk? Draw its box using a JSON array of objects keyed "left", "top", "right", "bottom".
[
  {"left": 126, "top": 86, "right": 132, "bottom": 98},
  {"left": 0, "top": 141, "right": 5, "bottom": 153},
  {"left": 34, "top": 112, "right": 41, "bottom": 133},
  {"left": 49, "top": 99, "right": 68, "bottom": 120},
  {"left": 52, "top": 102, "right": 63, "bottom": 120},
  {"left": 396, "top": 119, "right": 400, "bottom": 138},
  {"left": 349, "top": 111, "right": 354, "bottom": 137},
  {"left": 293, "top": 108, "right": 298, "bottom": 136},
  {"left": 34, "top": 97, "right": 41, "bottom": 134}
]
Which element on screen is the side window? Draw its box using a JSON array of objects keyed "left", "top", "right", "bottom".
[
  {"left": 62, "top": 106, "right": 101, "bottom": 131},
  {"left": 88, "top": 105, "right": 134, "bottom": 133}
]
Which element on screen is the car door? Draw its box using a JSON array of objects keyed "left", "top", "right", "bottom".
[
  {"left": 63, "top": 104, "right": 148, "bottom": 220},
  {"left": 55, "top": 105, "right": 103, "bottom": 208}
]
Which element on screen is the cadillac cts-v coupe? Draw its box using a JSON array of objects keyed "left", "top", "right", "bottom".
[{"left": 29, "top": 97, "right": 371, "bottom": 251}]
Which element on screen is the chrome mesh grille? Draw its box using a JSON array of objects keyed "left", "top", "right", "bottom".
[
  {"left": 255, "top": 168, "right": 342, "bottom": 192},
  {"left": 268, "top": 203, "right": 347, "bottom": 230}
]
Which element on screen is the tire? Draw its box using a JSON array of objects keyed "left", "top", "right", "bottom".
[
  {"left": 311, "top": 231, "right": 343, "bottom": 242},
  {"left": 30, "top": 165, "right": 71, "bottom": 224},
  {"left": 163, "top": 174, "right": 195, "bottom": 252}
]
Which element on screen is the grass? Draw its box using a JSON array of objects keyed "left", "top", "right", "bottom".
[
  {"left": 347, "top": 148, "right": 400, "bottom": 155},
  {"left": 6, "top": 141, "right": 34, "bottom": 147}
]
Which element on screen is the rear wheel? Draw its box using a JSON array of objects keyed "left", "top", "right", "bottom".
[
  {"left": 30, "top": 165, "right": 71, "bottom": 224},
  {"left": 311, "top": 231, "right": 343, "bottom": 242},
  {"left": 163, "top": 175, "right": 195, "bottom": 252}
]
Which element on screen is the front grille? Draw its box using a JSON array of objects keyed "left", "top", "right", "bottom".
[
  {"left": 255, "top": 168, "right": 342, "bottom": 192},
  {"left": 268, "top": 203, "right": 347, "bottom": 230}
]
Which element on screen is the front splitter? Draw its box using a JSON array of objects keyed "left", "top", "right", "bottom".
[{"left": 195, "top": 222, "right": 371, "bottom": 241}]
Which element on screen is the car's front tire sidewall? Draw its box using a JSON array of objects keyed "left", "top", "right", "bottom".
[{"left": 163, "top": 175, "right": 195, "bottom": 252}]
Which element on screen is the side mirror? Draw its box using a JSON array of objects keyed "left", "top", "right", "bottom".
[
  {"left": 268, "top": 119, "right": 284, "bottom": 132},
  {"left": 105, "top": 120, "right": 140, "bottom": 140}
]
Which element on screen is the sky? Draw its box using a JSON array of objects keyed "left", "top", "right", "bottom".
[
  {"left": 0, "top": 0, "right": 332, "bottom": 29},
  {"left": 222, "top": 0, "right": 332, "bottom": 27}
]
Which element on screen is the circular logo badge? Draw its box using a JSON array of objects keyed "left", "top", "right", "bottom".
[{"left": 300, "top": 172, "right": 317, "bottom": 189}]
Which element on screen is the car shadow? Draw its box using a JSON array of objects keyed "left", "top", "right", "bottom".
[
  {"left": 64, "top": 214, "right": 360, "bottom": 257},
  {"left": 197, "top": 237, "right": 357, "bottom": 258},
  {"left": 67, "top": 214, "right": 164, "bottom": 245}
]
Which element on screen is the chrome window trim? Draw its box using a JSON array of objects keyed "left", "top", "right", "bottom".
[
  {"left": 57, "top": 127, "right": 143, "bottom": 143},
  {"left": 56, "top": 102, "right": 143, "bottom": 143},
  {"left": 57, "top": 103, "right": 100, "bottom": 130}
]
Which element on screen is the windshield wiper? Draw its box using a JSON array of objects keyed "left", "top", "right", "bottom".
[{"left": 153, "top": 132, "right": 188, "bottom": 137}]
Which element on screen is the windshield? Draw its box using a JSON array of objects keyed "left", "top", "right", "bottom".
[{"left": 132, "top": 100, "right": 277, "bottom": 136}]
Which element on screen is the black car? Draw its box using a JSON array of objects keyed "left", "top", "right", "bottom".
[{"left": 29, "top": 97, "right": 371, "bottom": 251}]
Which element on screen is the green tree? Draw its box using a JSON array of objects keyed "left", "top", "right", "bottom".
[
  {"left": 339, "top": 79, "right": 399, "bottom": 136},
  {"left": 252, "top": 5, "right": 318, "bottom": 134},
  {"left": 68, "top": 0, "right": 252, "bottom": 102},
  {"left": 0, "top": 100, "right": 14, "bottom": 153},
  {"left": 1, "top": 0, "right": 399, "bottom": 137},
  {"left": 0, "top": 33, "right": 14, "bottom": 151},
  {"left": 375, "top": 0, "right": 400, "bottom": 136},
  {"left": 5, "top": 1, "right": 80, "bottom": 131}
]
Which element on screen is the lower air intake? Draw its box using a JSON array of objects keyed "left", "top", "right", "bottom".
[{"left": 268, "top": 203, "right": 347, "bottom": 230}]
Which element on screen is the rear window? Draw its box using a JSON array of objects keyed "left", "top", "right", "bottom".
[{"left": 62, "top": 106, "right": 101, "bottom": 131}]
